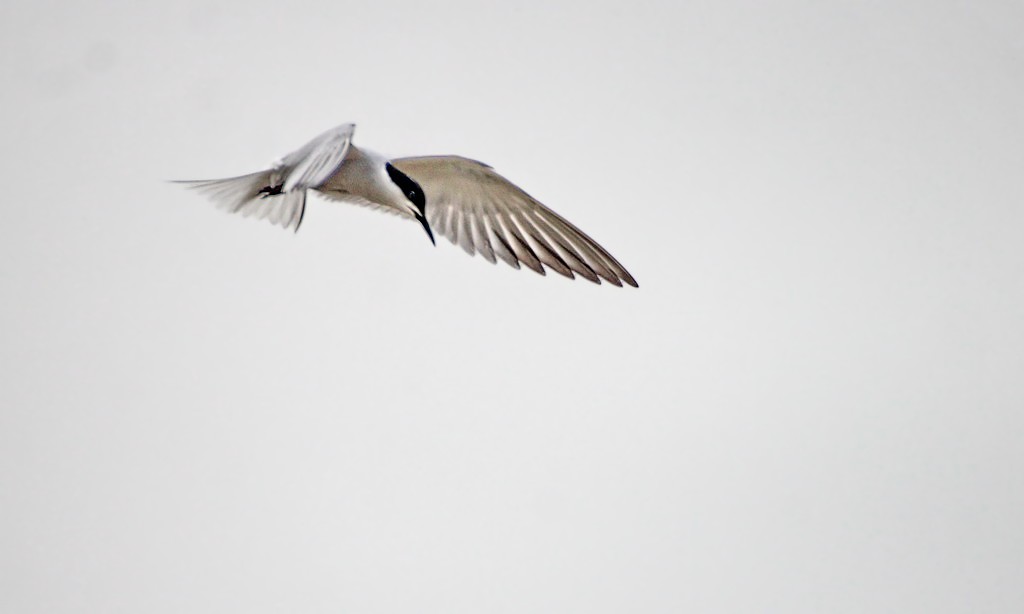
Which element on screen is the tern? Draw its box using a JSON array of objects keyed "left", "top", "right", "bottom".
[{"left": 177, "top": 123, "right": 636, "bottom": 287}]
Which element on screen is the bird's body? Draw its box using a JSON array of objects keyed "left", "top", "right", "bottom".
[
  {"left": 177, "top": 123, "right": 636, "bottom": 286},
  {"left": 319, "top": 144, "right": 413, "bottom": 216}
]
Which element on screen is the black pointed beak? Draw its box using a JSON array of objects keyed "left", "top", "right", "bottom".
[{"left": 416, "top": 212, "right": 435, "bottom": 246}]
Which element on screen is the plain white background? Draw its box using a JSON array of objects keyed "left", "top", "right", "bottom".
[{"left": 1, "top": 1, "right": 1022, "bottom": 612}]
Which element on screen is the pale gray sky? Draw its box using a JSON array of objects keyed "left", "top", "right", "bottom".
[{"left": 1, "top": 1, "right": 1022, "bottom": 613}]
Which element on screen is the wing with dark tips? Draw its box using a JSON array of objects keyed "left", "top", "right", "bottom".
[{"left": 391, "top": 156, "right": 637, "bottom": 287}]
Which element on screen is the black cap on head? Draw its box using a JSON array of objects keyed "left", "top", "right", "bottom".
[{"left": 385, "top": 163, "right": 434, "bottom": 245}]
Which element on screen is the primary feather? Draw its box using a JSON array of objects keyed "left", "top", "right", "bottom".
[{"left": 392, "top": 156, "right": 637, "bottom": 287}]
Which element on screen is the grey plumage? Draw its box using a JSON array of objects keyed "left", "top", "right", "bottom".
[
  {"left": 176, "top": 123, "right": 636, "bottom": 286},
  {"left": 392, "top": 156, "right": 636, "bottom": 287}
]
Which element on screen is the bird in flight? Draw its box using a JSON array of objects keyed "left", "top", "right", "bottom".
[{"left": 176, "top": 123, "right": 636, "bottom": 287}]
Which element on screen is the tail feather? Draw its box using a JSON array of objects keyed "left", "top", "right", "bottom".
[{"left": 173, "top": 170, "right": 307, "bottom": 232}]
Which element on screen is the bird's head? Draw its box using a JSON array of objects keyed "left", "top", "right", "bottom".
[{"left": 385, "top": 162, "right": 434, "bottom": 245}]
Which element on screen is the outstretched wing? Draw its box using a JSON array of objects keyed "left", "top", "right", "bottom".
[{"left": 391, "top": 156, "right": 636, "bottom": 287}]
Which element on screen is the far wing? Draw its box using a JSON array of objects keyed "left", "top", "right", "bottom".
[
  {"left": 279, "top": 123, "right": 356, "bottom": 192},
  {"left": 391, "top": 156, "right": 636, "bottom": 287}
]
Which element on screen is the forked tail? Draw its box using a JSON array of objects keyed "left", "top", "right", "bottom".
[{"left": 173, "top": 169, "right": 307, "bottom": 232}]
